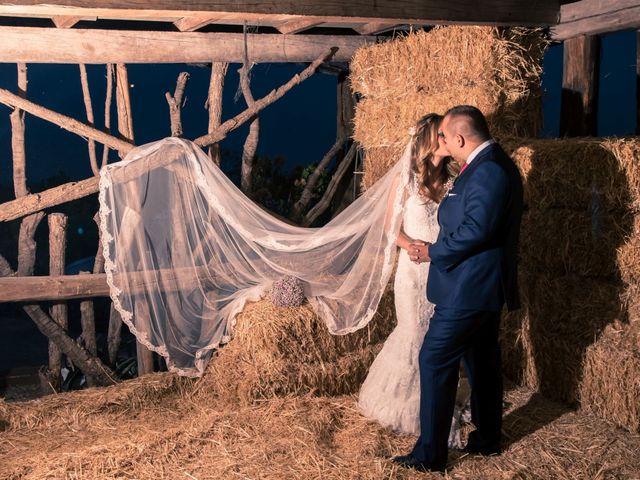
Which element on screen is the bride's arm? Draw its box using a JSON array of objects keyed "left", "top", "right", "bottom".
[
  {"left": 397, "top": 227, "right": 414, "bottom": 251},
  {"left": 383, "top": 173, "right": 413, "bottom": 250}
]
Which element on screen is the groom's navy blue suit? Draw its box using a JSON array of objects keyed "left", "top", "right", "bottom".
[{"left": 411, "top": 141, "right": 523, "bottom": 467}]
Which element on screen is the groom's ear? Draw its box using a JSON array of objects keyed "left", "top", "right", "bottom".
[{"left": 455, "top": 134, "right": 465, "bottom": 148}]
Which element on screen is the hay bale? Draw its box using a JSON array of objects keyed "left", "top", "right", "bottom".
[
  {"left": 501, "top": 273, "right": 627, "bottom": 406},
  {"left": 351, "top": 26, "right": 547, "bottom": 188},
  {"left": 617, "top": 216, "right": 640, "bottom": 285},
  {"left": 580, "top": 324, "right": 640, "bottom": 432},
  {"left": 519, "top": 208, "right": 634, "bottom": 278},
  {"left": 202, "top": 291, "right": 396, "bottom": 403},
  {"left": 504, "top": 137, "right": 640, "bottom": 211}
]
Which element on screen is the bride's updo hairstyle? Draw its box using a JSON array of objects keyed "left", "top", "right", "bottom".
[{"left": 410, "top": 113, "right": 458, "bottom": 202}]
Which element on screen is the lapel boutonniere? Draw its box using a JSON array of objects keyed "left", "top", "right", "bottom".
[{"left": 444, "top": 176, "right": 456, "bottom": 195}]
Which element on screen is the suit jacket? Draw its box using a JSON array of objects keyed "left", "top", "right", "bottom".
[{"left": 427, "top": 142, "right": 523, "bottom": 312}]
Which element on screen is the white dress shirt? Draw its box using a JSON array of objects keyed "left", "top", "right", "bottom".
[{"left": 465, "top": 139, "right": 496, "bottom": 166}]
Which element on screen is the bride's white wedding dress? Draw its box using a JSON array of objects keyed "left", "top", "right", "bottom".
[{"left": 358, "top": 177, "right": 470, "bottom": 448}]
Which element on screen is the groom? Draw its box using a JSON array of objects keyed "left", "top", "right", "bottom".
[{"left": 394, "top": 105, "right": 523, "bottom": 472}]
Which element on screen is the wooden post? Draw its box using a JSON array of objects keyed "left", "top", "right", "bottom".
[
  {"left": 239, "top": 62, "right": 259, "bottom": 195},
  {"left": 79, "top": 272, "right": 98, "bottom": 357},
  {"left": 291, "top": 135, "right": 345, "bottom": 219},
  {"left": 165, "top": 71, "right": 189, "bottom": 137},
  {"left": 206, "top": 62, "right": 228, "bottom": 165},
  {"left": 559, "top": 35, "right": 600, "bottom": 137},
  {"left": 102, "top": 64, "right": 114, "bottom": 167},
  {"left": 331, "top": 71, "right": 357, "bottom": 215},
  {"left": 11, "top": 63, "right": 28, "bottom": 198},
  {"left": 45, "top": 213, "right": 68, "bottom": 391},
  {"left": 303, "top": 143, "right": 357, "bottom": 226},
  {"left": 116, "top": 63, "right": 134, "bottom": 144},
  {"left": 79, "top": 64, "right": 99, "bottom": 176}
]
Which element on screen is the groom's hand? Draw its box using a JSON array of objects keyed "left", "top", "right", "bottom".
[{"left": 409, "top": 240, "right": 431, "bottom": 264}]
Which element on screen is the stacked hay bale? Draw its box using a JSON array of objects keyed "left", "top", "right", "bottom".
[
  {"left": 350, "top": 27, "right": 640, "bottom": 432},
  {"left": 502, "top": 137, "right": 640, "bottom": 432},
  {"left": 201, "top": 291, "right": 396, "bottom": 404},
  {"left": 350, "top": 26, "right": 546, "bottom": 189}
]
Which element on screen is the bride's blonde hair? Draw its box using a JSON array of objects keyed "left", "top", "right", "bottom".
[{"left": 411, "top": 113, "right": 458, "bottom": 202}]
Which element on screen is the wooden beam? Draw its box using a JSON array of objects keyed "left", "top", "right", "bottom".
[
  {"left": 559, "top": 35, "right": 600, "bottom": 136},
  {"left": 553, "top": 1, "right": 640, "bottom": 40},
  {"left": 0, "top": 267, "right": 213, "bottom": 303},
  {"left": 0, "top": 87, "right": 134, "bottom": 153},
  {"left": 51, "top": 15, "right": 93, "bottom": 28},
  {"left": 174, "top": 14, "right": 222, "bottom": 32},
  {"left": 0, "top": 27, "right": 370, "bottom": 63},
  {"left": 352, "top": 22, "right": 400, "bottom": 35},
  {"left": 276, "top": 17, "right": 323, "bottom": 34},
  {"left": 0, "top": 1, "right": 560, "bottom": 25}
]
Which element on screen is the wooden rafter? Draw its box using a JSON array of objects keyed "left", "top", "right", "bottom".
[
  {"left": 0, "top": 266, "right": 213, "bottom": 303},
  {"left": 174, "top": 13, "right": 223, "bottom": 32},
  {"left": 552, "top": 0, "right": 640, "bottom": 40},
  {"left": 352, "top": 22, "right": 399, "bottom": 35},
  {"left": 276, "top": 17, "right": 323, "bottom": 34},
  {"left": 0, "top": 27, "right": 370, "bottom": 63},
  {"left": 0, "top": 1, "right": 560, "bottom": 27},
  {"left": 51, "top": 15, "right": 93, "bottom": 28}
]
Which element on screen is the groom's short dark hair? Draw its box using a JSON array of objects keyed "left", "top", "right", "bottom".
[{"left": 444, "top": 105, "right": 491, "bottom": 141}]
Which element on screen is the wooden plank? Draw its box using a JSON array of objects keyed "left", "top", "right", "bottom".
[
  {"left": 276, "top": 17, "right": 323, "bottom": 34},
  {"left": 0, "top": 1, "right": 560, "bottom": 25},
  {"left": 51, "top": 15, "right": 94, "bottom": 28},
  {"left": 0, "top": 27, "right": 370, "bottom": 63},
  {"left": 174, "top": 13, "right": 223, "bottom": 32},
  {"left": 559, "top": 35, "right": 600, "bottom": 136},
  {"left": 553, "top": 1, "right": 640, "bottom": 40},
  {"left": 0, "top": 266, "right": 214, "bottom": 303},
  {"left": 352, "top": 22, "right": 400, "bottom": 35},
  {"left": 560, "top": 0, "right": 639, "bottom": 22}
]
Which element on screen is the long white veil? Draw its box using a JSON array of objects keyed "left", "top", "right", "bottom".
[{"left": 99, "top": 137, "right": 413, "bottom": 376}]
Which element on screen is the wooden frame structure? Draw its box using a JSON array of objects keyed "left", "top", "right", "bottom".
[{"left": 1, "top": 0, "right": 639, "bottom": 385}]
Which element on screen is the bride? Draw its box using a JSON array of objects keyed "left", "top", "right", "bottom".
[
  {"left": 98, "top": 109, "right": 470, "bottom": 447},
  {"left": 357, "top": 114, "right": 470, "bottom": 448}
]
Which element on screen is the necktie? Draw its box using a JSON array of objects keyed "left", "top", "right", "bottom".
[{"left": 460, "top": 162, "right": 469, "bottom": 174}]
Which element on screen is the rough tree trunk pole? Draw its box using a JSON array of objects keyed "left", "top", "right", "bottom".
[
  {"left": 102, "top": 64, "right": 114, "bottom": 168},
  {"left": 79, "top": 65, "right": 101, "bottom": 380},
  {"left": 165, "top": 71, "right": 189, "bottom": 137},
  {"left": 559, "top": 35, "right": 600, "bottom": 137},
  {"left": 304, "top": 143, "right": 357, "bottom": 226},
  {"left": 115, "top": 62, "right": 154, "bottom": 375},
  {"left": 331, "top": 72, "right": 357, "bottom": 215},
  {"left": 44, "top": 213, "right": 69, "bottom": 392},
  {"left": 115, "top": 64, "right": 134, "bottom": 144},
  {"left": 207, "top": 62, "right": 228, "bottom": 165},
  {"left": 238, "top": 27, "right": 259, "bottom": 195},
  {"left": 9, "top": 64, "right": 49, "bottom": 390},
  {"left": 291, "top": 135, "right": 345, "bottom": 219},
  {"left": 0, "top": 88, "right": 134, "bottom": 154},
  {"left": 11, "top": 63, "right": 28, "bottom": 198},
  {"left": 79, "top": 64, "right": 99, "bottom": 176},
  {"left": 0, "top": 48, "right": 337, "bottom": 223}
]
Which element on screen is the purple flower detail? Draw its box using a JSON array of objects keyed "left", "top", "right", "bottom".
[{"left": 270, "top": 276, "right": 306, "bottom": 307}]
